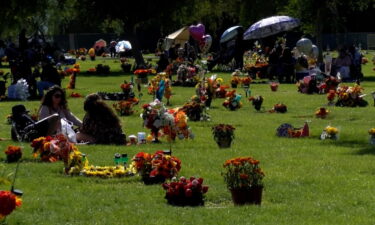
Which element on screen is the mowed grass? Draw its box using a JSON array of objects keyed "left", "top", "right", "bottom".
[{"left": 1, "top": 54, "right": 375, "bottom": 225}]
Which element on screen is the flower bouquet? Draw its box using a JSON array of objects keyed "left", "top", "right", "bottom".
[
  {"left": 231, "top": 74, "right": 241, "bottom": 88},
  {"left": 4, "top": 146, "right": 22, "bottom": 163},
  {"left": 335, "top": 85, "right": 368, "bottom": 107},
  {"left": 113, "top": 99, "right": 138, "bottom": 116},
  {"left": 249, "top": 96, "right": 263, "bottom": 111},
  {"left": 162, "top": 176, "right": 208, "bottom": 206},
  {"left": 327, "top": 90, "right": 336, "bottom": 105},
  {"left": 215, "top": 85, "right": 229, "bottom": 98},
  {"left": 31, "top": 134, "right": 74, "bottom": 163},
  {"left": 315, "top": 107, "right": 329, "bottom": 118},
  {"left": 222, "top": 90, "right": 242, "bottom": 111},
  {"left": 70, "top": 92, "right": 84, "bottom": 98},
  {"left": 65, "top": 150, "right": 89, "bottom": 175},
  {"left": 181, "top": 101, "right": 204, "bottom": 121},
  {"left": 320, "top": 126, "right": 339, "bottom": 140},
  {"left": 0, "top": 190, "right": 22, "bottom": 221},
  {"left": 141, "top": 99, "right": 175, "bottom": 143},
  {"left": 222, "top": 156, "right": 265, "bottom": 205},
  {"left": 368, "top": 128, "right": 375, "bottom": 145},
  {"left": 132, "top": 150, "right": 181, "bottom": 184},
  {"left": 270, "top": 103, "right": 287, "bottom": 113},
  {"left": 212, "top": 124, "right": 235, "bottom": 148}
]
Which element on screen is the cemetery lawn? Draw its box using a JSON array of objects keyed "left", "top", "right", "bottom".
[{"left": 1, "top": 54, "right": 375, "bottom": 225}]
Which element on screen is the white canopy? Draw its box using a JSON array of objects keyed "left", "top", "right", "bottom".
[{"left": 165, "top": 27, "right": 190, "bottom": 50}]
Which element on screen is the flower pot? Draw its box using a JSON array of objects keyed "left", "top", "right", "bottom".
[
  {"left": 166, "top": 193, "right": 204, "bottom": 207},
  {"left": 142, "top": 175, "right": 166, "bottom": 185},
  {"left": 6, "top": 152, "right": 22, "bottom": 163},
  {"left": 231, "top": 83, "right": 238, "bottom": 88},
  {"left": 216, "top": 137, "right": 233, "bottom": 148},
  {"left": 230, "top": 186, "right": 263, "bottom": 205},
  {"left": 270, "top": 84, "right": 278, "bottom": 92}
]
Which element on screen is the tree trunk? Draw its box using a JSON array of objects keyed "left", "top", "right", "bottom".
[{"left": 124, "top": 26, "right": 145, "bottom": 68}]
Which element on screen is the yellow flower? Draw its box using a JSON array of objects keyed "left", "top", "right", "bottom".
[{"left": 368, "top": 128, "right": 375, "bottom": 135}]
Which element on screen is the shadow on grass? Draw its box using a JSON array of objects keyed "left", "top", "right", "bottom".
[{"left": 326, "top": 139, "right": 375, "bottom": 155}]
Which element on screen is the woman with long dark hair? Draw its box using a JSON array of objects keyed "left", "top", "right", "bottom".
[
  {"left": 38, "top": 85, "right": 82, "bottom": 134},
  {"left": 77, "top": 93, "right": 126, "bottom": 145}
]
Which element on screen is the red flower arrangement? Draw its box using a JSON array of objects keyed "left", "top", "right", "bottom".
[
  {"left": 315, "top": 107, "right": 329, "bottom": 118},
  {"left": 162, "top": 176, "right": 209, "bottom": 206},
  {"left": 215, "top": 85, "right": 229, "bottom": 98},
  {"left": 31, "top": 135, "right": 75, "bottom": 163},
  {"left": 4, "top": 145, "right": 22, "bottom": 163},
  {"left": 241, "top": 77, "right": 252, "bottom": 86},
  {"left": 113, "top": 99, "right": 139, "bottom": 116},
  {"left": 132, "top": 150, "right": 181, "bottom": 184},
  {"left": 70, "top": 92, "right": 83, "bottom": 98},
  {"left": 0, "top": 191, "right": 22, "bottom": 220},
  {"left": 269, "top": 103, "right": 287, "bottom": 113}
]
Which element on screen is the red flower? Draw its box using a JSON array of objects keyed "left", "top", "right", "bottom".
[{"left": 0, "top": 191, "right": 21, "bottom": 219}]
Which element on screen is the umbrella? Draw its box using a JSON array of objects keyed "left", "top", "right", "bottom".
[
  {"left": 116, "top": 40, "right": 132, "bottom": 52},
  {"left": 243, "top": 16, "right": 300, "bottom": 40},
  {"left": 220, "top": 26, "right": 243, "bottom": 43},
  {"left": 94, "top": 39, "right": 107, "bottom": 48}
]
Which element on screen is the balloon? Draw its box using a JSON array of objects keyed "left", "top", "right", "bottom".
[
  {"left": 189, "top": 23, "right": 205, "bottom": 41},
  {"left": 310, "top": 44, "right": 319, "bottom": 59},
  {"left": 199, "top": 34, "right": 212, "bottom": 54},
  {"left": 296, "top": 38, "right": 313, "bottom": 55}
]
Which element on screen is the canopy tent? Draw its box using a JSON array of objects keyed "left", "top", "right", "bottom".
[
  {"left": 164, "top": 27, "right": 190, "bottom": 50},
  {"left": 93, "top": 39, "right": 107, "bottom": 49}
]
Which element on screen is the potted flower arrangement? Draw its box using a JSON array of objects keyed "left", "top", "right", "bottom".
[
  {"left": 270, "top": 82, "right": 279, "bottom": 91},
  {"left": 315, "top": 107, "right": 329, "bottom": 118},
  {"left": 4, "top": 145, "right": 22, "bottom": 163},
  {"left": 0, "top": 190, "right": 22, "bottom": 221},
  {"left": 132, "top": 150, "right": 181, "bottom": 185},
  {"left": 335, "top": 85, "right": 368, "bottom": 107},
  {"left": 212, "top": 124, "right": 235, "bottom": 148},
  {"left": 181, "top": 101, "right": 204, "bottom": 121},
  {"left": 162, "top": 176, "right": 209, "bottom": 206},
  {"left": 95, "top": 64, "right": 111, "bottom": 74},
  {"left": 270, "top": 103, "right": 287, "bottom": 113},
  {"left": 222, "top": 156, "right": 265, "bottom": 205},
  {"left": 320, "top": 126, "right": 339, "bottom": 140},
  {"left": 249, "top": 96, "right": 263, "bottom": 111},
  {"left": 113, "top": 100, "right": 138, "bottom": 116},
  {"left": 368, "top": 128, "right": 375, "bottom": 145}
]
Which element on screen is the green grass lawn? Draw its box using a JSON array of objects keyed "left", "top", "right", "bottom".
[{"left": 1, "top": 54, "right": 375, "bottom": 225}]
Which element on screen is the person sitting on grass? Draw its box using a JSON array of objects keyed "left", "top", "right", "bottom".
[
  {"left": 77, "top": 93, "right": 126, "bottom": 145},
  {"left": 39, "top": 86, "right": 82, "bottom": 135}
]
